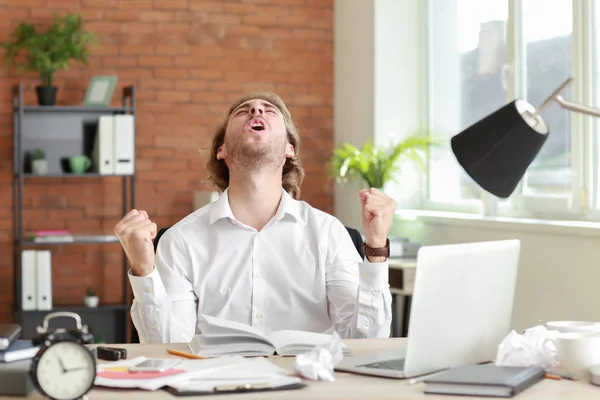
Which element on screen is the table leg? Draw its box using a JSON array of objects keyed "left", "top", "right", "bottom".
[
  {"left": 391, "top": 293, "right": 398, "bottom": 337},
  {"left": 402, "top": 295, "right": 412, "bottom": 337}
]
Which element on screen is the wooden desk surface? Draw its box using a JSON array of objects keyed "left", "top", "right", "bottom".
[{"left": 4, "top": 338, "right": 598, "bottom": 399}]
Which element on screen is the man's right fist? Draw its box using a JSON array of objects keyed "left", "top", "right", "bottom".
[{"left": 114, "top": 209, "right": 158, "bottom": 277}]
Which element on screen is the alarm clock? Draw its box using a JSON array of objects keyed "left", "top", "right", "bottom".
[{"left": 29, "top": 311, "right": 96, "bottom": 400}]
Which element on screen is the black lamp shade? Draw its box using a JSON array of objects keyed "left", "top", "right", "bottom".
[{"left": 450, "top": 100, "right": 549, "bottom": 198}]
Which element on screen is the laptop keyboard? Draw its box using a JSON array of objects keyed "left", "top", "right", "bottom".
[{"left": 357, "top": 358, "right": 405, "bottom": 371}]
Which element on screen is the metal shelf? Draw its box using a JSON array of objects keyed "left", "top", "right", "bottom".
[
  {"left": 11, "top": 82, "right": 136, "bottom": 344},
  {"left": 18, "top": 304, "right": 129, "bottom": 314},
  {"left": 17, "top": 105, "right": 132, "bottom": 113},
  {"left": 23, "top": 235, "right": 120, "bottom": 245},
  {"left": 23, "top": 173, "right": 134, "bottom": 178}
]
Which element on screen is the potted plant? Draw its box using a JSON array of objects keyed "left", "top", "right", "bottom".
[
  {"left": 329, "top": 133, "right": 440, "bottom": 190},
  {"left": 84, "top": 287, "right": 99, "bottom": 308},
  {"left": 1, "top": 13, "right": 97, "bottom": 106},
  {"left": 30, "top": 148, "right": 47, "bottom": 175}
]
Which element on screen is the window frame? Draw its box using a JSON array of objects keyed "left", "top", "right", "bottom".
[{"left": 419, "top": 0, "right": 599, "bottom": 221}]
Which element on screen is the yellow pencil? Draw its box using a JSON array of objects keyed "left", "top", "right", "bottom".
[{"left": 167, "top": 349, "right": 207, "bottom": 359}]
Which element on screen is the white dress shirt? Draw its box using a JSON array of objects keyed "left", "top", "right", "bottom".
[{"left": 129, "top": 189, "right": 392, "bottom": 344}]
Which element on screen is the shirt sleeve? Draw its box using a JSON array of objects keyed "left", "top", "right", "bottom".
[
  {"left": 325, "top": 219, "right": 393, "bottom": 339},
  {"left": 129, "top": 229, "right": 198, "bottom": 344}
]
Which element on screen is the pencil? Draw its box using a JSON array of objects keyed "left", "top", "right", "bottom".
[
  {"left": 545, "top": 373, "right": 562, "bottom": 380},
  {"left": 167, "top": 349, "right": 207, "bottom": 359}
]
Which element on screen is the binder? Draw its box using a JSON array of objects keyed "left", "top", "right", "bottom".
[
  {"left": 92, "top": 115, "right": 115, "bottom": 175},
  {"left": 35, "top": 250, "right": 52, "bottom": 311},
  {"left": 113, "top": 115, "right": 135, "bottom": 175},
  {"left": 21, "top": 250, "right": 36, "bottom": 311}
]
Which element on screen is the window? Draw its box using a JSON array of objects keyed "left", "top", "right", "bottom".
[{"left": 423, "top": 0, "right": 597, "bottom": 220}]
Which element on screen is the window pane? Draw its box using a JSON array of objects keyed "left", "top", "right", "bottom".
[
  {"left": 521, "top": 0, "right": 572, "bottom": 195},
  {"left": 428, "top": 0, "right": 508, "bottom": 203}
]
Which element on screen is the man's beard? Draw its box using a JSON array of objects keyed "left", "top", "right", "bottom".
[{"left": 225, "top": 135, "right": 287, "bottom": 171}]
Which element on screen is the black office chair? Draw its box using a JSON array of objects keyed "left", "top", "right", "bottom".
[{"left": 130, "top": 226, "right": 366, "bottom": 343}]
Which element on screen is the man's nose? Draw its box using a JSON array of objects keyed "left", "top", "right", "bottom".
[{"left": 250, "top": 104, "right": 264, "bottom": 115}]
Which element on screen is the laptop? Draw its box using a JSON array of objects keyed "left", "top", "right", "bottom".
[{"left": 335, "top": 239, "right": 521, "bottom": 379}]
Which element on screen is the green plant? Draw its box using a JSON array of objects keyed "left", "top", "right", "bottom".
[
  {"left": 329, "top": 133, "right": 442, "bottom": 189},
  {"left": 86, "top": 286, "right": 96, "bottom": 297},
  {"left": 31, "top": 148, "right": 45, "bottom": 160},
  {"left": 1, "top": 13, "right": 96, "bottom": 87}
]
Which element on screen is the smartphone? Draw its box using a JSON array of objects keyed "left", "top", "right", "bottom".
[{"left": 128, "top": 358, "right": 181, "bottom": 372}]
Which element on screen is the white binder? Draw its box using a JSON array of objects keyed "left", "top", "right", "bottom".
[
  {"left": 92, "top": 115, "right": 115, "bottom": 175},
  {"left": 113, "top": 115, "right": 135, "bottom": 175},
  {"left": 21, "top": 250, "right": 37, "bottom": 311},
  {"left": 35, "top": 250, "right": 52, "bottom": 311}
]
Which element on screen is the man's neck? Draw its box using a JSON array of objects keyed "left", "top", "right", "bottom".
[{"left": 227, "top": 169, "right": 283, "bottom": 231}]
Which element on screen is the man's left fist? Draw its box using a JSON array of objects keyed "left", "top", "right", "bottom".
[{"left": 359, "top": 188, "right": 397, "bottom": 248}]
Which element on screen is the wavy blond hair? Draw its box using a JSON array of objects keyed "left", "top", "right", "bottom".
[{"left": 205, "top": 92, "right": 305, "bottom": 199}]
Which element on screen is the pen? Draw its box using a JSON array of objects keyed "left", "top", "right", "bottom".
[{"left": 167, "top": 349, "right": 207, "bottom": 359}]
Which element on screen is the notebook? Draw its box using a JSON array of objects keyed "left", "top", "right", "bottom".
[
  {"left": 188, "top": 314, "right": 350, "bottom": 357},
  {"left": 0, "top": 324, "right": 21, "bottom": 350},
  {"left": 423, "top": 364, "right": 546, "bottom": 397},
  {"left": 0, "top": 340, "right": 40, "bottom": 363}
]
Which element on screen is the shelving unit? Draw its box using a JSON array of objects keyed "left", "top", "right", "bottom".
[{"left": 11, "top": 82, "right": 136, "bottom": 343}]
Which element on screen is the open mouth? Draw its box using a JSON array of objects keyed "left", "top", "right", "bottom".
[{"left": 249, "top": 119, "right": 265, "bottom": 132}]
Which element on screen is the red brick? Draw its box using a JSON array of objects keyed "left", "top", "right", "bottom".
[{"left": 0, "top": 0, "right": 333, "bottom": 324}]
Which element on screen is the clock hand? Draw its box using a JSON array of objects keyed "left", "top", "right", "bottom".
[
  {"left": 57, "top": 356, "right": 68, "bottom": 373},
  {"left": 65, "top": 366, "right": 89, "bottom": 372}
]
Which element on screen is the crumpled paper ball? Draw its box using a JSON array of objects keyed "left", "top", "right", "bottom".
[
  {"left": 495, "top": 325, "right": 560, "bottom": 369},
  {"left": 293, "top": 331, "right": 344, "bottom": 381}
]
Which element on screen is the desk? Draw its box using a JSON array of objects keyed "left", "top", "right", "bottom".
[
  {"left": 3, "top": 339, "right": 597, "bottom": 399},
  {"left": 389, "top": 258, "right": 416, "bottom": 337}
]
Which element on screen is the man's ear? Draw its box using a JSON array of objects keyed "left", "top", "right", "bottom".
[
  {"left": 285, "top": 143, "right": 295, "bottom": 159},
  {"left": 217, "top": 145, "right": 226, "bottom": 160}
]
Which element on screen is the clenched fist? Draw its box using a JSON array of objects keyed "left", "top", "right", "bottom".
[{"left": 114, "top": 209, "right": 157, "bottom": 277}]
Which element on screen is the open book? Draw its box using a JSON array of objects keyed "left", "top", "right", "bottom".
[{"left": 188, "top": 314, "right": 351, "bottom": 357}]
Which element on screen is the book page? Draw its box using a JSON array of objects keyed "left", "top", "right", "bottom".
[
  {"left": 198, "top": 314, "right": 272, "bottom": 343},
  {"left": 266, "top": 330, "right": 333, "bottom": 353}
]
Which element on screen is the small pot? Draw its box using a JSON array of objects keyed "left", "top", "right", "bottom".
[
  {"left": 84, "top": 295, "right": 99, "bottom": 308},
  {"left": 36, "top": 86, "right": 58, "bottom": 106},
  {"left": 32, "top": 159, "right": 48, "bottom": 175}
]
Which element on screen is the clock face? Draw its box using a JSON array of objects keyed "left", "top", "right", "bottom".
[{"left": 34, "top": 341, "right": 96, "bottom": 400}]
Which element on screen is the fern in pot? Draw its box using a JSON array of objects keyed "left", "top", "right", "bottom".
[
  {"left": 329, "top": 134, "right": 440, "bottom": 191},
  {"left": 1, "top": 13, "right": 96, "bottom": 106}
]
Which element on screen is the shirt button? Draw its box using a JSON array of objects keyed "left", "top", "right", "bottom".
[
  {"left": 362, "top": 272, "right": 368, "bottom": 278},
  {"left": 145, "top": 287, "right": 152, "bottom": 293},
  {"left": 255, "top": 313, "right": 261, "bottom": 319}
]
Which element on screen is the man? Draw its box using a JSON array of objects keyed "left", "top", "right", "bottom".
[{"left": 114, "top": 92, "right": 396, "bottom": 344}]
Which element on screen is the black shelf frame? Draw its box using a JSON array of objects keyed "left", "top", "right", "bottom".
[{"left": 11, "top": 82, "right": 136, "bottom": 343}]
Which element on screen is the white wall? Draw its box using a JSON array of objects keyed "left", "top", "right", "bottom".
[
  {"left": 334, "top": 0, "right": 600, "bottom": 332},
  {"left": 334, "top": 0, "right": 425, "bottom": 229},
  {"left": 393, "top": 216, "right": 600, "bottom": 331}
]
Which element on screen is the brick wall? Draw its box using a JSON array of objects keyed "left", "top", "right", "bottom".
[{"left": 0, "top": 0, "right": 334, "bottom": 322}]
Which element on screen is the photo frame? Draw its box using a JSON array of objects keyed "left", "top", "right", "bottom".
[{"left": 83, "top": 75, "right": 118, "bottom": 106}]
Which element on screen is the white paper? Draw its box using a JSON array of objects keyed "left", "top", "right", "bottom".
[
  {"left": 95, "top": 356, "right": 244, "bottom": 391},
  {"left": 294, "top": 331, "right": 344, "bottom": 381},
  {"left": 495, "top": 325, "right": 560, "bottom": 368}
]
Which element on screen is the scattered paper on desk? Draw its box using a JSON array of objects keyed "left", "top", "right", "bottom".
[
  {"left": 294, "top": 331, "right": 343, "bottom": 381},
  {"left": 167, "top": 357, "right": 300, "bottom": 393},
  {"left": 95, "top": 355, "right": 294, "bottom": 391},
  {"left": 95, "top": 356, "right": 244, "bottom": 391},
  {"left": 495, "top": 325, "right": 559, "bottom": 369}
]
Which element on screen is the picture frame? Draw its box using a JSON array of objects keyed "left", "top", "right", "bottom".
[{"left": 83, "top": 75, "right": 118, "bottom": 106}]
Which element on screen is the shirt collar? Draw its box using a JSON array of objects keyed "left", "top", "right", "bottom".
[{"left": 209, "top": 188, "right": 304, "bottom": 225}]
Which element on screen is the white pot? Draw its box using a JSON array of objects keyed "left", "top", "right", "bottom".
[
  {"left": 32, "top": 159, "right": 48, "bottom": 175},
  {"left": 84, "top": 296, "right": 99, "bottom": 308}
]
